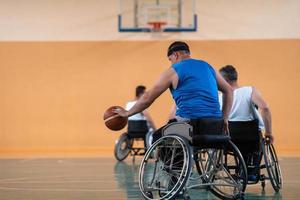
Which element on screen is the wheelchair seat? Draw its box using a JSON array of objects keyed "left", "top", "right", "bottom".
[
  {"left": 127, "top": 120, "right": 149, "bottom": 138},
  {"left": 229, "top": 120, "right": 260, "bottom": 141},
  {"left": 229, "top": 119, "right": 261, "bottom": 152},
  {"left": 162, "top": 122, "right": 193, "bottom": 142},
  {"left": 190, "top": 118, "right": 230, "bottom": 147}
]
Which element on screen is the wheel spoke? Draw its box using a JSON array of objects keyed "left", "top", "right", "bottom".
[{"left": 139, "top": 135, "right": 191, "bottom": 200}]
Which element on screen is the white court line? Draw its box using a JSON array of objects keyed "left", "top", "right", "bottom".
[
  {"left": 0, "top": 177, "right": 33, "bottom": 182},
  {"left": 4, "top": 158, "right": 122, "bottom": 166},
  {"left": 0, "top": 174, "right": 123, "bottom": 183},
  {"left": 19, "top": 158, "right": 38, "bottom": 163},
  {"left": 0, "top": 186, "right": 138, "bottom": 192},
  {"left": 0, "top": 177, "right": 119, "bottom": 183},
  {"left": 0, "top": 180, "right": 116, "bottom": 183},
  {"left": 13, "top": 162, "right": 120, "bottom": 166}
]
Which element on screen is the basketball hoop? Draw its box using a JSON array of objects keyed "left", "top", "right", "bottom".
[
  {"left": 147, "top": 21, "right": 167, "bottom": 32},
  {"left": 118, "top": 0, "right": 197, "bottom": 33}
]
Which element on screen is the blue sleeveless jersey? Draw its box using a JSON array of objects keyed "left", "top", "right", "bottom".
[{"left": 171, "top": 59, "right": 221, "bottom": 119}]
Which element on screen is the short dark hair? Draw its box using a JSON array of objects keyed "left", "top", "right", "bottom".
[
  {"left": 135, "top": 85, "right": 146, "bottom": 97},
  {"left": 219, "top": 65, "right": 238, "bottom": 81},
  {"left": 167, "top": 41, "right": 190, "bottom": 57}
]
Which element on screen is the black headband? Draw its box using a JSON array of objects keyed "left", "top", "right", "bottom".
[{"left": 167, "top": 45, "right": 190, "bottom": 57}]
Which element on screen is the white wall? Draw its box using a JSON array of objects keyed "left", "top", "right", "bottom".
[{"left": 0, "top": 0, "right": 299, "bottom": 40}]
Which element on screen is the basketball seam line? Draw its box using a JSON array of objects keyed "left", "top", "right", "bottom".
[{"left": 104, "top": 114, "right": 120, "bottom": 123}]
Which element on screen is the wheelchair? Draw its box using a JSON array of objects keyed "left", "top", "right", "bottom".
[
  {"left": 139, "top": 119, "right": 248, "bottom": 200},
  {"left": 229, "top": 120, "right": 283, "bottom": 192},
  {"left": 114, "top": 120, "right": 154, "bottom": 161}
]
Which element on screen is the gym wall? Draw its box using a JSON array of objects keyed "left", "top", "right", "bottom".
[{"left": 0, "top": 1, "right": 299, "bottom": 157}]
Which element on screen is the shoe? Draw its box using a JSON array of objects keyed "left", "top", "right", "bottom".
[{"left": 248, "top": 174, "right": 257, "bottom": 182}]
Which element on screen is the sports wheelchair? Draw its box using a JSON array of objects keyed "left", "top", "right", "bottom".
[
  {"left": 139, "top": 119, "right": 248, "bottom": 200},
  {"left": 114, "top": 120, "right": 154, "bottom": 161},
  {"left": 229, "top": 120, "right": 283, "bottom": 192}
]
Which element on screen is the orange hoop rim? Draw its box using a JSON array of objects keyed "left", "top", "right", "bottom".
[{"left": 147, "top": 21, "right": 167, "bottom": 31}]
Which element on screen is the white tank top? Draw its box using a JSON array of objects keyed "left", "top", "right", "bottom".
[
  {"left": 125, "top": 101, "right": 147, "bottom": 121},
  {"left": 230, "top": 86, "right": 255, "bottom": 121},
  {"left": 219, "top": 86, "right": 264, "bottom": 130}
]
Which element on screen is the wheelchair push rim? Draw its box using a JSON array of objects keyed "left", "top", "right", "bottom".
[
  {"left": 139, "top": 134, "right": 192, "bottom": 200},
  {"left": 262, "top": 140, "right": 283, "bottom": 191}
]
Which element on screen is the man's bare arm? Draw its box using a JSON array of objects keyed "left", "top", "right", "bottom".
[
  {"left": 215, "top": 70, "right": 233, "bottom": 121},
  {"left": 251, "top": 87, "right": 273, "bottom": 140},
  {"left": 215, "top": 70, "right": 233, "bottom": 133},
  {"left": 168, "top": 104, "right": 176, "bottom": 121},
  {"left": 116, "top": 68, "right": 175, "bottom": 117}
]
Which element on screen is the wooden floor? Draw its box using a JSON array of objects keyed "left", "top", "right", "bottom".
[{"left": 0, "top": 156, "right": 299, "bottom": 200}]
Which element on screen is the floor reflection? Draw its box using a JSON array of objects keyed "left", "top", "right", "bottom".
[
  {"left": 0, "top": 157, "right": 298, "bottom": 200},
  {"left": 113, "top": 158, "right": 285, "bottom": 200},
  {"left": 245, "top": 192, "right": 282, "bottom": 200},
  {"left": 114, "top": 160, "right": 142, "bottom": 200}
]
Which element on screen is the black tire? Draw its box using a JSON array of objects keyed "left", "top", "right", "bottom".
[
  {"left": 209, "top": 141, "right": 247, "bottom": 200},
  {"left": 139, "top": 135, "right": 192, "bottom": 200},
  {"left": 262, "top": 140, "right": 283, "bottom": 192},
  {"left": 114, "top": 133, "right": 133, "bottom": 161}
]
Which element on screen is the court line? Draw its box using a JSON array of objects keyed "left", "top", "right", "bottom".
[
  {"left": 19, "top": 158, "right": 38, "bottom": 163},
  {"left": 0, "top": 186, "right": 139, "bottom": 192},
  {"left": 0, "top": 180, "right": 117, "bottom": 183},
  {"left": 0, "top": 177, "right": 33, "bottom": 182},
  {"left": 0, "top": 174, "right": 126, "bottom": 182}
]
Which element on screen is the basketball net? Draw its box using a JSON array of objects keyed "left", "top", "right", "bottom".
[{"left": 147, "top": 21, "right": 167, "bottom": 32}]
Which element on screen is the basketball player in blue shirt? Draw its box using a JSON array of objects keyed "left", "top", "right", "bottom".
[{"left": 115, "top": 41, "right": 233, "bottom": 134}]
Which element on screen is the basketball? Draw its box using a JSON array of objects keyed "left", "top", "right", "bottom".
[{"left": 103, "top": 106, "right": 128, "bottom": 131}]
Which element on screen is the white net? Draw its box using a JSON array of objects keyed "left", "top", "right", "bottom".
[{"left": 138, "top": 1, "right": 178, "bottom": 29}]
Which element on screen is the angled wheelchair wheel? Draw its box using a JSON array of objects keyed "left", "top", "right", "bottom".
[
  {"left": 114, "top": 133, "right": 133, "bottom": 161},
  {"left": 209, "top": 141, "right": 247, "bottom": 200},
  {"left": 145, "top": 130, "right": 154, "bottom": 149},
  {"left": 139, "top": 135, "right": 192, "bottom": 200},
  {"left": 262, "top": 140, "right": 283, "bottom": 192}
]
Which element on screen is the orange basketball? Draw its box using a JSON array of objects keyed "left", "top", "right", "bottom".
[{"left": 103, "top": 106, "right": 128, "bottom": 131}]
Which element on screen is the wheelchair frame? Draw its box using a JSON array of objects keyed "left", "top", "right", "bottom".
[
  {"left": 138, "top": 122, "right": 248, "bottom": 200},
  {"left": 229, "top": 120, "right": 283, "bottom": 192},
  {"left": 114, "top": 131, "right": 153, "bottom": 161},
  {"left": 244, "top": 136, "right": 283, "bottom": 192},
  {"left": 114, "top": 120, "right": 154, "bottom": 161}
]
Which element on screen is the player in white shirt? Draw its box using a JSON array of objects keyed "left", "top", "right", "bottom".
[
  {"left": 219, "top": 65, "right": 274, "bottom": 181},
  {"left": 125, "top": 85, "right": 156, "bottom": 130},
  {"left": 219, "top": 65, "right": 273, "bottom": 142}
]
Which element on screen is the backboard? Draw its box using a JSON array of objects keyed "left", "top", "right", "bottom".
[{"left": 118, "top": 0, "right": 197, "bottom": 32}]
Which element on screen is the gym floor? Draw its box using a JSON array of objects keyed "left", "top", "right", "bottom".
[{"left": 0, "top": 156, "right": 299, "bottom": 200}]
